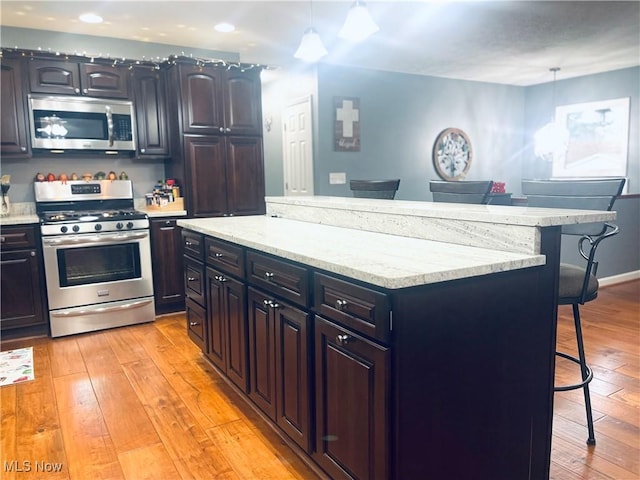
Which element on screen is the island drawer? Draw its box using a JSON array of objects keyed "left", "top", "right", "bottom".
[
  {"left": 182, "top": 230, "right": 204, "bottom": 261},
  {"left": 313, "top": 272, "right": 390, "bottom": 342},
  {"left": 205, "top": 237, "right": 244, "bottom": 278},
  {"left": 246, "top": 251, "right": 309, "bottom": 307},
  {"left": 184, "top": 255, "right": 205, "bottom": 306},
  {"left": 185, "top": 297, "right": 206, "bottom": 351}
]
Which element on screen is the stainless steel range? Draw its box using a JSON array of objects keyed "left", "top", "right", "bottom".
[{"left": 35, "top": 180, "right": 155, "bottom": 337}]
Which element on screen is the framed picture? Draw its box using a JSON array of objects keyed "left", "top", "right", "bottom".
[
  {"left": 552, "top": 97, "right": 630, "bottom": 180},
  {"left": 334, "top": 97, "right": 360, "bottom": 151}
]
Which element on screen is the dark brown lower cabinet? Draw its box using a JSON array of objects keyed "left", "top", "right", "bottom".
[
  {"left": 0, "top": 225, "right": 48, "bottom": 337},
  {"left": 247, "top": 287, "right": 311, "bottom": 452},
  {"left": 313, "top": 316, "right": 390, "bottom": 480},
  {"left": 206, "top": 266, "right": 248, "bottom": 393},
  {"left": 150, "top": 218, "right": 185, "bottom": 314}
]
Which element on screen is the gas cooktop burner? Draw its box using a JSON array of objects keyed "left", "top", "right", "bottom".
[{"left": 41, "top": 209, "right": 146, "bottom": 224}]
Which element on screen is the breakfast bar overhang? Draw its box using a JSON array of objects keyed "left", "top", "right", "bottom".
[{"left": 178, "top": 196, "right": 616, "bottom": 480}]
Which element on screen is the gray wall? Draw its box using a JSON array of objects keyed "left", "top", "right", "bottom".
[{"left": 314, "top": 64, "right": 526, "bottom": 200}]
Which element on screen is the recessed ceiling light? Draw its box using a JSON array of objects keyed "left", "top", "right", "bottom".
[
  {"left": 214, "top": 22, "right": 235, "bottom": 33},
  {"left": 79, "top": 13, "right": 103, "bottom": 24}
]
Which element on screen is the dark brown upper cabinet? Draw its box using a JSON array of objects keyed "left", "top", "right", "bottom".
[
  {"left": 132, "top": 66, "right": 169, "bottom": 157},
  {"left": 28, "top": 58, "right": 130, "bottom": 98},
  {"left": 1, "top": 56, "right": 31, "bottom": 157},
  {"left": 177, "top": 63, "right": 262, "bottom": 136}
]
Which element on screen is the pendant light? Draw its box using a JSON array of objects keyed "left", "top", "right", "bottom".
[
  {"left": 534, "top": 67, "right": 569, "bottom": 160},
  {"left": 338, "top": 1, "right": 379, "bottom": 42},
  {"left": 294, "top": 1, "right": 328, "bottom": 63}
]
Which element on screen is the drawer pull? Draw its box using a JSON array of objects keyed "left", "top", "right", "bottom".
[
  {"left": 189, "top": 321, "right": 200, "bottom": 327},
  {"left": 335, "top": 299, "right": 348, "bottom": 311},
  {"left": 214, "top": 252, "right": 223, "bottom": 258},
  {"left": 336, "top": 334, "right": 353, "bottom": 346},
  {"left": 262, "top": 299, "right": 280, "bottom": 309},
  {"left": 264, "top": 271, "right": 274, "bottom": 280},
  {"left": 0, "top": 236, "right": 5, "bottom": 243},
  {"left": 185, "top": 241, "right": 193, "bottom": 246},
  {"left": 187, "top": 276, "right": 197, "bottom": 282}
]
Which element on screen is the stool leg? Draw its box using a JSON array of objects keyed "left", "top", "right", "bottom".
[{"left": 573, "top": 303, "right": 596, "bottom": 445}]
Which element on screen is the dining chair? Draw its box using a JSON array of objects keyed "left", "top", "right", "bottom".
[
  {"left": 349, "top": 179, "right": 400, "bottom": 199},
  {"left": 429, "top": 180, "right": 493, "bottom": 204},
  {"left": 522, "top": 177, "right": 626, "bottom": 445}
]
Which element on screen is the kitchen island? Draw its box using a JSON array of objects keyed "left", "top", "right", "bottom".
[{"left": 178, "top": 196, "right": 615, "bottom": 480}]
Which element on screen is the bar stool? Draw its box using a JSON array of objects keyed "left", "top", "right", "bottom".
[
  {"left": 522, "top": 177, "right": 626, "bottom": 445},
  {"left": 350, "top": 179, "right": 400, "bottom": 199},
  {"left": 429, "top": 180, "right": 493, "bottom": 204}
]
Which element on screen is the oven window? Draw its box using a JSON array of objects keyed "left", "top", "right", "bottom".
[{"left": 57, "top": 243, "right": 141, "bottom": 287}]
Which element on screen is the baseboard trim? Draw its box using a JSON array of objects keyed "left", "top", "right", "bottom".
[{"left": 599, "top": 270, "right": 640, "bottom": 287}]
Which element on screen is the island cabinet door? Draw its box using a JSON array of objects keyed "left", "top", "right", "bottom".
[
  {"left": 247, "top": 287, "right": 277, "bottom": 420},
  {"left": 274, "top": 299, "right": 311, "bottom": 453},
  {"left": 207, "top": 266, "right": 248, "bottom": 393},
  {"left": 313, "top": 316, "right": 390, "bottom": 480}
]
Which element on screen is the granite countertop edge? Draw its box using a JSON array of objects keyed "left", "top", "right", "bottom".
[{"left": 178, "top": 216, "right": 546, "bottom": 289}]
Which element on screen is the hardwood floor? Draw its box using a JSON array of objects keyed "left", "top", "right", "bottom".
[{"left": 1, "top": 280, "right": 638, "bottom": 479}]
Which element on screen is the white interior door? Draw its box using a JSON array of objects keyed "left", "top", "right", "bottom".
[{"left": 282, "top": 96, "right": 314, "bottom": 196}]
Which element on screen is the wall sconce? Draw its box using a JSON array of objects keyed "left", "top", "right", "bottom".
[{"left": 338, "top": 1, "right": 379, "bottom": 42}]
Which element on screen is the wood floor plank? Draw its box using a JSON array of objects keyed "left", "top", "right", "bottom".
[
  {"left": 103, "top": 324, "right": 151, "bottom": 365},
  {"left": 48, "top": 338, "right": 85, "bottom": 378},
  {"left": 89, "top": 372, "right": 161, "bottom": 453},
  {"left": 206, "top": 419, "right": 312, "bottom": 480},
  {"left": 121, "top": 358, "right": 238, "bottom": 480},
  {"left": 13, "top": 343, "right": 67, "bottom": 479},
  {"left": 117, "top": 443, "right": 181, "bottom": 480},
  {"left": 53, "top": 372, "right": 124, "bottom": 479}
]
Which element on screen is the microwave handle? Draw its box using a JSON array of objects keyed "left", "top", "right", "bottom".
[{"left": 105, "top": 105, "right": 114, "bottom": 147}]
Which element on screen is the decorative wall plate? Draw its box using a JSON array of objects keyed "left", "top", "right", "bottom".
[{"left": 432, "top": 128, "right": 473, "bottom": 180}]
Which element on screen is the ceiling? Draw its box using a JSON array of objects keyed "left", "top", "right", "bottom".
[{"left": 1, "top": 1, "right": 639, "bottom": 86}]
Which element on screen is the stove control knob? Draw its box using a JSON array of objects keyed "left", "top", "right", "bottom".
[
  {"left": 72, "top": 225, "right": 80, "bottom": 233},
  {"left": 95, "top": 224, "right": 102, "bottom": 231},
  {"left": 126, "top": 221, "right": 134, "bottom": 229},
  {"left": 116, "top": 222, "right": 124, "bottom": 230},
  {"left": 60, "top": 226, "right": 68, "bottom": 233}
]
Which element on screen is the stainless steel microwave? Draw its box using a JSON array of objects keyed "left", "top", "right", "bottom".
[{"left": 28, "top": 94, "right": 136, "bottom": 151}]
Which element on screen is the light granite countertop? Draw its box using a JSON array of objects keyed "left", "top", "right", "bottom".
[
  {"left": 0, "top": 214, "right": 40, "bottom": 226},
  {"left": 178, "top": 215, "right": 546, "bottom": 289},
  {"left": 266, "top": 195, "right": 616, "bottom": 227}
]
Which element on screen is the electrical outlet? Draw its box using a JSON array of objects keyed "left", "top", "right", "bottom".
[{"left": 329, "top": 172, "right": 346, "bottom": 184}]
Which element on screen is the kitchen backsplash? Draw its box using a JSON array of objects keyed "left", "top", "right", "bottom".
[{"left": 1, "top": 155, "right": 166, "bottom": 204}]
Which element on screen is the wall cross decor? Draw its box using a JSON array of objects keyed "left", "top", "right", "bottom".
[{"left": 334, "top": 97, "right": 360, "bottom": 151}]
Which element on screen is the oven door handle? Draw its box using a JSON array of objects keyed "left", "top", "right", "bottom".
[
  {"left": 43, "top": 231, "right": 149, "bottom": 246},
  {"left": 50, "top": 298, "right": 153, "bottom": 318}
]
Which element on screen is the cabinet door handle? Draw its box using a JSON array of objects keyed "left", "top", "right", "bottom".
[
  {"left": 270, "top": 302, "right": 280, "bottom": 309},
  {"left": 189, "top": 321, "right": 200, "bottom": 327},
  {"left": 335, "top": 299, "right": 348, "bottom": 311},
  {"left": 140, "top": 148, "right": 146, "bottom": 153},
  {"left": 0, "top": 236, "right": 5, "bottom": 243},
  {"left": 225, "top": 127, "right": 231, "bottom": 133},
  {"left": 219, "top": 127, "right": 225, "bottom": 133},
  {"left": 215, "top": 275, "right": 227, "bottom": 283},
  {"left": 264, "top": 272, "right": 274, "bottom": 280},
  {"left": 336, "top": 334, "right": 353, "bottom": 346},
  {"left": 30, "top": 251, "right": 36, "bottom": 257},
  {"left": 75, "top": 87, "right": 80, "bottom": 94}
]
